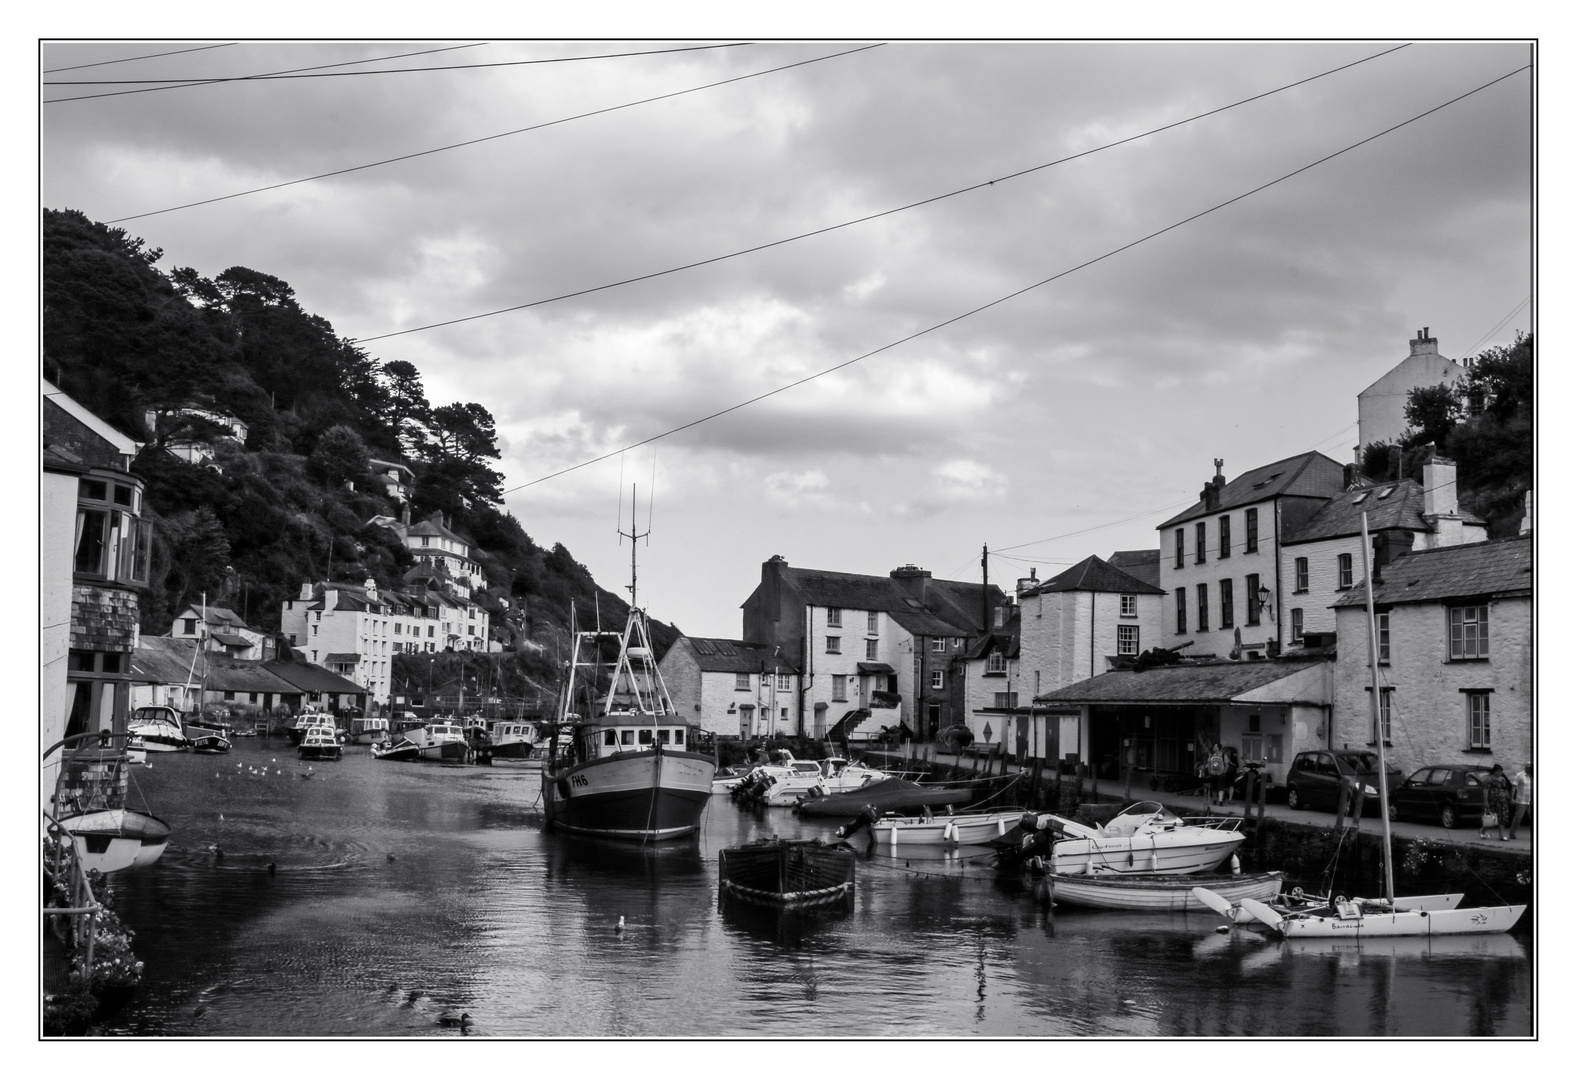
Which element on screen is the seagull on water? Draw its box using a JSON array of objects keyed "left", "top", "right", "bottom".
[
  {"left": 437, "top": 1012, "right": 471, "bottom": 1029},
  {"left": 614, "top": 916, "right": 625, "bottom": 934}
]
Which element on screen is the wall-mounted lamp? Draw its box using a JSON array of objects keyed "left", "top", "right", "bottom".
[{"left": 1257, "top": 584, "right": 1274, "bottom": 621}]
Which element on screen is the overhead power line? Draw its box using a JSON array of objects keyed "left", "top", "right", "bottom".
[
  {"left": 46, "top": 41, "right": 753, "bottom": 86},
  {"left": 351, "top": 42, "right": 1411, "bottom": 344},
  {"left": 1465, "top": 295, "right": 1531, "bottom": 356},
  {"left": 105, "top": 43, "right": 882, "bottom": 224},
  {"left": 502, "top": 63, "right": 1530, "bottom": 496},
  {"left": 43, "top": 42, "right": 238, "bottom": 74},
  {"left": 45, "top": 41, "right": 491, "bottom": 104}
]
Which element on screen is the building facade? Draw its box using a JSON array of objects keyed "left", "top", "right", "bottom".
[
  {"left": 1157, "top": 453, "right": 1347, "bottom": 660},
  {"left": 171, "top": 603, "right": 273, "bottom": 660},
  {"left": 1330, "top": 535, "right": 1531, "bottom": 776},
  {"left": 658, "top": 637, "right": 803, "bottom": 739},
  {"left": 740, "top": 557, "right": 1001, "bottom": 740},
  {"left": 43, "top": 379, "right": 151, "bottom": 808}
]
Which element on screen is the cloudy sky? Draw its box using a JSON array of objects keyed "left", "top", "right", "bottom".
[{"left": 40, "top": 38, "right": 1533, "bottom": 637}]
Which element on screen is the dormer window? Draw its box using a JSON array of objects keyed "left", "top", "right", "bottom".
[{"left": 985, "top": 651, "right": 1008, "bottom": 675}]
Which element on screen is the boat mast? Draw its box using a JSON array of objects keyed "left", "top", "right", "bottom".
[
  {"left": 619, "top": 484, "right": 648, "bottom": 611},
  {"left": 1358, "top": 510, "right": 1395, "bottom": 904}
]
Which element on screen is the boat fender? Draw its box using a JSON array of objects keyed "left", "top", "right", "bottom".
[{"left": 1230, "top": 854, "right": 1241, "bottom": 875}]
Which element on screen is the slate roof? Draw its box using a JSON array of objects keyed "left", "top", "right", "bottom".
[
  {"left": 1034, "top": 658, "right": 1328, "bottom": 705},
  {"left": 1107, "top": 549, "right": 1161, "bottom": 588},
  {"left": 1285, "top": 478, "right": 1485, "bottom": 544},
  {"left": 129, "top": 638, "right": 301, "bottom": 693},
  {"left": 774, "top": 565, "right": 1000, "bottom": 635},
  {"left": 966, "top": 610, "right": 1021, "bottom": 661},
  {"left": 208, "top": 632, "right": 252, "bottom": 648},
  {"left": 1027, "top": 555, "right": 1165, "bottom": 596},
  {"left": 1332, "top": 535, "right": 1532, "bottom": 608},
  {"left": 406, "top": 515, "right": 468, "bottom": 546},
  {"left": 1157, "top": 452, "right": 1347, "bottom": 529},
  {"left": 322, "top": 653, "right": 362, "bottom": 664},
  {"left": 264, "top": 659, "right": 369, "bottom": 695},
  {"left": 678, "top": 638, "right": 799, "bottom": 675}
]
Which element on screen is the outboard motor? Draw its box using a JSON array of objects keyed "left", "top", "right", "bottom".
[{"left": 835, "top": 804, "right": 881, "bottom": 840}]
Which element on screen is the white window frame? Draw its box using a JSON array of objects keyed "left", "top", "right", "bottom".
[
  {"left": 826, "top": 607, "right": 842, "bottom": 628},
  {"left": 867, "top": 611, "right": 879, "bottom": 633},
  {"left": 1338, "top": 552, "right": 1353, "bottom": 589},
  {"left": 1120, "top": 594, "right": 1137, "bottom": 618},
  {"left": 930, "top": 670, "right": 944, "bottom": 690},
  {"left": 1376, "top": 612, "right": 1390, "bottom": 662},
  {"left": 1295, "top": 556, "right": 1309, "bottom": 592},
  {"left": 931, "top": 637, "right": 946, "bottom": 653},
  {"left": 826, "top": 635, "right": 841, "bottom": 654},
  {"left": 1117, "top": 624, "right": 1139, "bottom": 656},
  {"left": 1467, "top": 692, "right": 1491, "bottom": 748},
  {"left": 735, "top": 672, "right": 750, "bottom": 691},
  {"left": 985, "top": 651, "right": 1008, "bottom": 675},
  {"left": 1449, "top": 605, "right": 1490, "bottom": 660},
  {"left": 865, "top": 639, "right": 879, "bottom": 661}
]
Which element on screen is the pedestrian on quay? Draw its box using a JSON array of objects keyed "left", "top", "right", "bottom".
[
  {"left": 1509, "top": 762, "right": 1533, "bottom": 840},
  {"left": 1481, "top": 763, "right": 1512, "bottom": 841}
]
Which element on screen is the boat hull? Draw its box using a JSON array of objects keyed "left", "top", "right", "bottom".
[
  {"left": 1049, "top": 831, "right": 1244, "bottom": 876},
  {"left": 543, "top": 749, "right": 713, "bottom": 840},
  {"left": 1050, "top": 871, "right": 1283, "bottom": 913},
  {"left": 796, "top": 777, "right": 975, "bottom": 817},
  {"left": 869, "top": 810, "right": 1025, "bottom": 847},
  {"left": 491, "top": 740, "right": 535, "bottom": 759},
  {"left": 297, "top": 742, "right": 343, "bottom": 761},
  {"left": 416, "top": 740, "right": 468, "bottom": 762},
  {"left": 371, "top": 740, "right": 421, "bottom": 762},
  {"left": 58, "top": 808, "right": 172, "bottom": 874},
  {"left": 1276, "top": 904, "right": 1527, "bottom": 937},
  {"left": 719, "top": 840, "right": 855, "bottom": 910}
]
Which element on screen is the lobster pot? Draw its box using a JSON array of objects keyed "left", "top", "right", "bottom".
[
  {"left": 719, "top": 840, "right": 856, "bottom": 910},
  {"left": 57, "top": 750, "right": 129, "bottom": 813}
]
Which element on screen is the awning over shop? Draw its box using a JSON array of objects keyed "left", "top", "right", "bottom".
[{"left": 856, "top": 662, "right": 895, "bottom": 674}]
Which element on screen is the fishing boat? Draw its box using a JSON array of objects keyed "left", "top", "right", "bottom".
[
  {"left": 540, "top": 494, "right": 713, "bottom": 841},
  {"left": 839, "top": 807, "right": 1025, "bottom": 847},
  {"left": 402, "top": 722, "right": 469, "bottom": 762},
  {"left": 998, "top": 803, "right": 1247, "bottom": 876},
  {"left": 490, "top": 720, "right": 544, "bottom": 759},
  {"left": 297, "top": 723, "right": 343, "bottom": 761},
  {"left": 1042, "top": 869, "right": 1283, "bottom": 914},
  {"left": 718, "top": 838, "right": 856, "bottom": 910},
  {"left": 127, "top": 705, "right": 191, "bottom": 753},
  {"left": 49, "top": 734, "right": 171, "bottom": 874},
  {"left": 349, "top": 717, "right": 391, "bottom": 745},
  {"left": 795, "top": 775, "right": 977, "bottom": 817},
  {"left": 188, "top": 730, "right": 232, "bottom": 754},
  {"left": 287, "top": 710, "right": 335, "bottom": 746},
  {"left": 1196, "top": 511, "right": 1526, "bottom": 940}
]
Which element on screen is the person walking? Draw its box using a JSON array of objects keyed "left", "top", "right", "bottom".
[
  {"left": 1509, "top": 762, "right": 1532, "bottom": 840},
  {"left": 1481, "top": 763, "right": 1512, "bottom": 841}
]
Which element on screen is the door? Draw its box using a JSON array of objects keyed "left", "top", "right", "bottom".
[{"left": 1059, "top": 715, "right": 1081, "bottom": 769}]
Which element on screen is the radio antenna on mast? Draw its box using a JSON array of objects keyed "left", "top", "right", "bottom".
[{"left": 619, "top": 484, "right": 650, "bottom": 610}]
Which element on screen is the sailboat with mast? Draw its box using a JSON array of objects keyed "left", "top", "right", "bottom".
[
  {"left": 1197, "top": 510, "right": 1524, "bottom": 938},
  {"left": 540, "top": 488, "right": 714, "bottom": 841}
]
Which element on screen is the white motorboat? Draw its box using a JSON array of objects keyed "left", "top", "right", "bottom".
[
  {"left": 812, "top": 758, "right": 893, "bottom": 794},
  {"left": 407, "top": 722, "right": 469, "bottom": 761},
  {"left": 842, "top": 808, "right": 1026, "bottom": 847},
  {"left": 491, "top": 720, "right": 546, "bottom": 759},
  {"left": 127, "top": 705, "right": 191, "bottom": 753},
  {"left": 751, "top": 756, "right": 839, "bottom": 806},
  {"left": 297, "top": 723, "right": 343, "bottom": 761},
  {"left": 1027, "top": 802, "right": 1248, "bottom": 876}
]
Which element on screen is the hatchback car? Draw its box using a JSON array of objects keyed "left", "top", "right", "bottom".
[
  {"left": 1283, "top": 750, "right": 1405, "bottom": 814},
  {"left": 1387, "top": 764, "right": 1491, "bottom": 828}
]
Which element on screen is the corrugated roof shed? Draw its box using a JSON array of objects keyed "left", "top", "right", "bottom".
[
  {"left": 1157, "top": 452, "right": 1346, "bottom": 529},
  {"left": 1035, "top": 658, "right": 1328, "bottom": 705},
  {"left": 264, "top": 659, "right": 368, "bottom": 695},
  {"left": 1333, "top": 535, "right": 1531, "bottom": 608}
]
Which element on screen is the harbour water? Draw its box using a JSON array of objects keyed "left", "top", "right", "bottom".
[{"left": 97, "top": 739, "right": 1533, "bottom": 1038}]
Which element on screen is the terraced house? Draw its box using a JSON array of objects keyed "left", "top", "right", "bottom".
[{"left": 741, "top": 556, "right": 1002, "bottom": 742}]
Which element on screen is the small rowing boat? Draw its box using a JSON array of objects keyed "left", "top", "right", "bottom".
[
  {"left": 1045, "top": 869, "right": 1283, "bottom": 914},
  {"left": 718, "top": 838, "right": 855, "bottom": 910},
  {"left": 839, "top": 808, "right": 1025, "bottom": 847}
]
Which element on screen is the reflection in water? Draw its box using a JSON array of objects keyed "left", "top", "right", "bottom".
[{"left": 94, "top": 743, "right": 1533, "bottom": 1037}]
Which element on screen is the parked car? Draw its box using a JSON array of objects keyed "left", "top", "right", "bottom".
[
  {"left": 1283, "top": 750, "right": 1404, "bottom": 814},
  {"left": 1388, "top": 764, "right": 1491, "bottom": 829}
]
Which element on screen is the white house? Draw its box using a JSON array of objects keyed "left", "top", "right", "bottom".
[
  {"left": 368, "top": 459, "right": 414, "bottom": 504},
  {"left": 1355, "top": 328, "right": 1471, "bottom": 452},
  {"left": 171, "top": 603, "right": 273, "bottom": 660},
  {"left": 143, "top": 404, "right": 248, "bottom": 465},
  {"left": 1330, "top": 535, "right": 1531, "bottom": 777},
  {"left": 658, "top": 637, "right": 802, "bottom": 739},
  {"left": 1157, "top": 452, "right": 1347, "bottom": 660}
]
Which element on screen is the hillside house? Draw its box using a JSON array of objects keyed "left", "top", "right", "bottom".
[
  {"left": 170, "top": 603, "right": 273, "bottom": 660},
  {"left": 1330, "top": 535, "right": 1531, "bottom": 776},
  {"left": 741, "top": 556, "right": 1002, "bottom": 741},
  {"left": 1356, "top": 328, "right": 1472, "bottom": 453},
  {"left": 143, "top": 404, "right": 248, "bottom": 466},
  {"left": 659, "top": 638, "right": 803, "bottom": 739}
]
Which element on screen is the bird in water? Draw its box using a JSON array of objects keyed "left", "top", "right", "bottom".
[
  {"left": 437, "top": 1012, "right": 471, "bottom": 1030},
  {"left": 300, "top": 767, "right": 315, "bottom": 779},
  {"left": 212, "top": 844, "right": 225, "bottom": 863},
  {"left": 614, "top": 916, "right": 625, "bottom": 934},
  {"left": 266, "top": 862, "right": 276, "bottom": 877},
  {"left": 387, "top": 854, "right": 397, "bottom": 862},
  {"left": 219, "top": 813, "right": 225, "bottom": 821},
  {"left": 403, "top": 990, "right": 423, "bottom": 1007}
]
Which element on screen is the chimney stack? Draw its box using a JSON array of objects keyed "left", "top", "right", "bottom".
[
  {"left": 1409, "top": 327, "right": 1439, "bottom": 358},
  {"left": 1520, "top": 490, "right": 1533, "bottom": 535}
]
